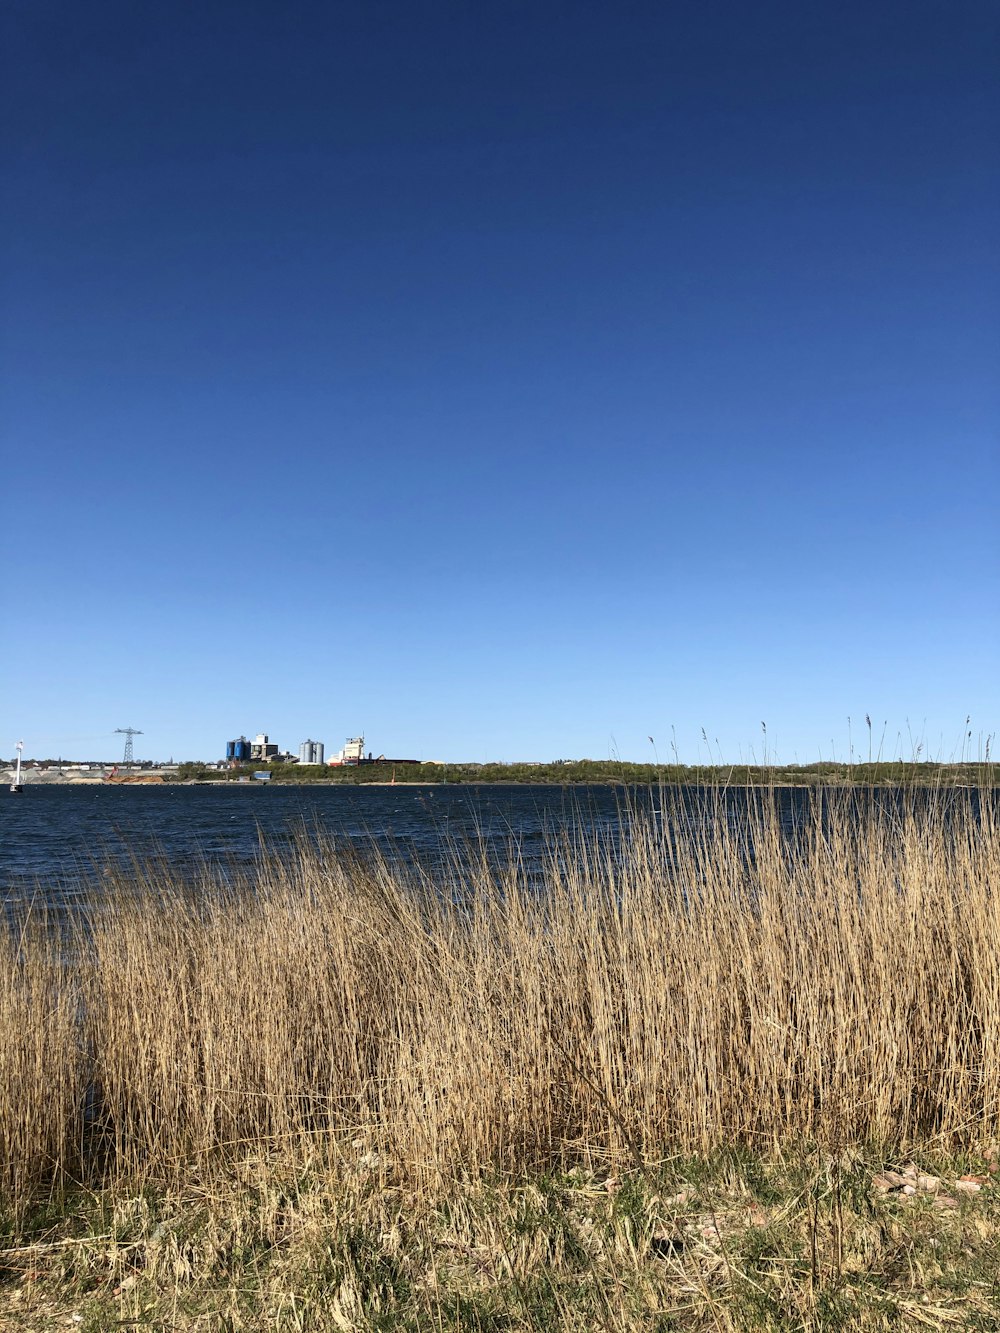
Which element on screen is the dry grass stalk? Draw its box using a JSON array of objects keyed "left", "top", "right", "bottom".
[{"left": 1, "top": 787, "right": 997, "bottom": 1214}]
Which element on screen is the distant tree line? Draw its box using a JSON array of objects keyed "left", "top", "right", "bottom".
[{"left": 174, "top": 759, "right": 997, "bottom": 787}]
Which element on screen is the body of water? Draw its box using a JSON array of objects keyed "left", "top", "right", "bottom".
[
  {"left": 1, "top": 783, "right": 646, "bottom": 910},
  {"left": 1, "top": 781, "right": 984, "bottom": 914}
]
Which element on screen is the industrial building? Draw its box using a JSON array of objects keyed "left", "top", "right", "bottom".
[
  {"left": 328, "top": 736, "right": 366, "bottom": 766},
  {"left": 226, "top": 733, "right": 325, "bottom": 765},
  {"left": 224, "top": 731, "right": 411, "bottom": 768},
  {"left": 249, "top": 733, "right": 279, "bottom": 761},
  {"left": 226, "top": 734, "right": 279, "bottom": 763},
  {"left": 299, "top": 739, "right": 325, "bottom": 765}
]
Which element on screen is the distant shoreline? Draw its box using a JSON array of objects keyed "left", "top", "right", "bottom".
[
  {"left": 5, "top": 758, "right": 996, "bottom": 790},
  {"left": 5, "top": 776, "right": 994, "bottom": 792}
]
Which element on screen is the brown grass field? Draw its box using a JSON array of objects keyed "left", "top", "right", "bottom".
[{"left": 1, "top": 785, "right": 998, "bottom": 1329}]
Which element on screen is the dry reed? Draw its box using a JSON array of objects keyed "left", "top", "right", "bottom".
[{"left": 2, "top": 786, "right": 997, "bottom": 1216}]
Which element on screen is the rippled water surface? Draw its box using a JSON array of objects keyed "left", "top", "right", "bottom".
[
  {"left": 2, "top": 782, "right": 982, "bottom": 914},
  {"left": 0, "top": 783, "right": 650, "bottom": 910}
]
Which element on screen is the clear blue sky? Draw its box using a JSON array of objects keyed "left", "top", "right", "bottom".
[{"left": 3, "top": 1, "right": 997, "bottom": 764}]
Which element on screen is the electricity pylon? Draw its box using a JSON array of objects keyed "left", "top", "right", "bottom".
[{"left": 115, "top": 727, "right": 143, "bottom": 766}]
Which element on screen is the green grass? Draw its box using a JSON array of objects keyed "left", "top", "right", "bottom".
[{"left": 1, "top": 1148, "right": 997, "bottom": 1330}]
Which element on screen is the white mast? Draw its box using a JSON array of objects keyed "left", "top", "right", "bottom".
[{"left": 11, "top": 740, "right": 23, "bottom": 792}]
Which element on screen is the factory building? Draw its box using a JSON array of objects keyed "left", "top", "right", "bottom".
[
  {"left": 226, "top": 731, "right": 411, "bottom": 768},
  {"left": 249, "top": 733, "right": 279, "bottom": 761},
  {"left": 328, "top": 736, "right": 366, "bottom": 766},
  {"left": 299, "top": 739, "right": 325, "bottom": 765}
]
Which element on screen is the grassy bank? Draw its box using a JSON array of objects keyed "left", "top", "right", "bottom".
[
  {"left": 2, "top": 787, "right": 998, "bottom": 1327},
  {"left": 3, "top": 1147, "right": 998, "bottom": 1330}
]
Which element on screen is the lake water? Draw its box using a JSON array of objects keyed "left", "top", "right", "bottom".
[
  {"left": 1, "top": 782, "right": 985, "bottom": 914},
  {"left": 0, "top": 783, "right": 649, "bottom": 911}
]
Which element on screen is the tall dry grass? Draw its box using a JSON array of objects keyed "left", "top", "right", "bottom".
[{"left": 1, "top": 786, "right": 997, "bottom": 1214}]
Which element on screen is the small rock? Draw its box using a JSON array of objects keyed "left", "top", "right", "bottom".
[
  {"left": 955, "top": 1177, "right": 983, "bottom": 1194},
  {"left": 873, "top": 1170, "right": 911, "bottom": 1192},
  {"left": 932, "top": 1195, "right": 959, "bottom": 1210},
  {"left": 874, "top": 1166, "right": 943, "bottom": 1196}
]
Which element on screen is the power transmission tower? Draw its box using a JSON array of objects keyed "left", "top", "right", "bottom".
[{"left": 115, "top": 727, "right": 143, "bottom": 766}]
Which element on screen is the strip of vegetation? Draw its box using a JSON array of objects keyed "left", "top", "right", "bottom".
[
  {"left": 178, "top": 758, "right": 998, "bottom": 786},
  {"left": 2, "top": 1148, "right": 997, "bottom": 1330}
]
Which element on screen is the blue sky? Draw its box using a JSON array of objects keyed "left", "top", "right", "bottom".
[{"left": 3, "top": 0, "right": 997, "bottom": 764}]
